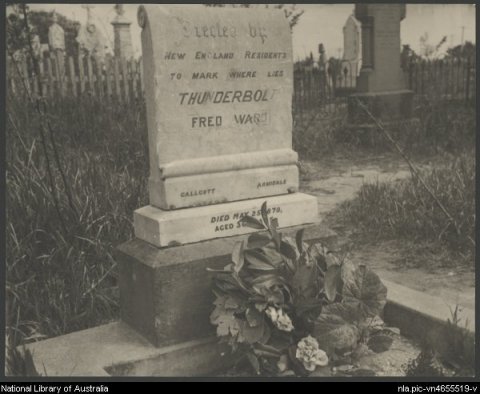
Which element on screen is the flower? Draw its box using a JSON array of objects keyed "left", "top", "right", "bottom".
[
  {"left": 265, "top": 306, "right": 294, "bottom": 332},
  {"left": 296, "top": 336, "right": 329, "bottom": 371}
]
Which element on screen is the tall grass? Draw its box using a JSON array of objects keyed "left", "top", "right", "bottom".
[
  {"left": 334, "top": 151, "right": 475, "bottom": 266},
  {"left": 294, "top": 96, "right": 476, "bottom": 160},
  {"left": 6, "top": 92, "right": 148, "bottom": 355}
]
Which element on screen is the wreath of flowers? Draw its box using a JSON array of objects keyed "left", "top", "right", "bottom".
[{"left": 209, "top": 202, "right": 397, "bottom": 376}]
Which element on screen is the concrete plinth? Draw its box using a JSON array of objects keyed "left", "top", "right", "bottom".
[{"left": 117, "top": 223, "right": 337, "bottom": 348}]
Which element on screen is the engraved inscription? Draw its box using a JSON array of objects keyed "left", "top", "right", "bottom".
[
  {"left": 257, "top": 179, "right": 286, "bottom": 188},
  {"left": 180, "top": 188, "right": 216, "bottom": 198},
  {"left": 211, "top": 206, "right": 283, "bottom": 232}
]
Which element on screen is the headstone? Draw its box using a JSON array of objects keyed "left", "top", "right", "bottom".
[
  {"left": 341, "top": 15, "right": 361, "bottom": 88},
  {"left": 111, "top": 4, "right": 134, "bottom": 59},
  {"left": 134, "top": 4, "right": 318, "bottom": 247},
  {"left": 48, "top": 12, "right": 65, "bottom": 51},
  {"left": 76, "top": 5, "right": 107, "bottom": 60},
  {"left": 48, "top": 12, "right": 65, "bottom": 75},
  {"left": 348, "top": 4, "right": 413, "bottom": 124},
  {"left": 31, "top": 34, "right": 42, "bottom": 59}
]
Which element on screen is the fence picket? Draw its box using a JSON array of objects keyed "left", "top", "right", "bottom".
[
  {"left": 87, "top": 56, "right": 94, "bottom": 96},
  {"left": 69, "top": 56, "right": 77, "bottom": 97},
  {"left": 114, "top": 58, "right": 121, "bottom": 101},
  {"left": 7, "top": 54, "right": 475, "bottom": 105},
  {"left": 105, "top": 57, "right": 112, "bottom": 100},
  {"left": 121, "top": 57, "right": 129, "bottom": 102},
  {"left": 78, "top": 54, "right": 85, "bottom": 94}
]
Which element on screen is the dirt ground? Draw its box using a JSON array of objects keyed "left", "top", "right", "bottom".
[{"left": 299, "top": 152, "right": 475, "bottom": 313}]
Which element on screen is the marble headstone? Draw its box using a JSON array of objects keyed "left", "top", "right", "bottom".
[
  {"left": 342, "top": 14, "right": 361, "bottom": 86},
  {"left": 138, "top": 5, "right": 299, "bottom": 210},
  {"left": 135, "top": 5, "right": 318, "bottom": 247}
]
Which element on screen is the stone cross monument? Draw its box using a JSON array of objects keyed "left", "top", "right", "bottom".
[
  {"left": 111, "top": 4, "right": 134, "bottom": 59},
  {"left": 76, "top": 4, "right": 107, "bottom": 60}
]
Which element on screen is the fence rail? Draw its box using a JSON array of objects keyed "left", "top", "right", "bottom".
[
  {"left": 405, "top": 56, "right": 476, "bottom": 102},
  {"left": 7, "top": 54, "right": 476, "bottom": 109},
  {"left": 7, "top": 53, "right": 144, "bottom": 102}
]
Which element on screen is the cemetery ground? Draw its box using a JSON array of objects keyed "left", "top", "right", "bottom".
[{"left": 5, "top": 91, "right": 475, "bottom": 376}]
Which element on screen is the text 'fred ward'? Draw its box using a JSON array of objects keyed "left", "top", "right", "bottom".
[{"left": 0, "top": 386, "right": 108, "bottom": 393}]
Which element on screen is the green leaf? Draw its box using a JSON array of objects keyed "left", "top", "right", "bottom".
[
  {"left": 247, "top": 233, "right": 271, "bottom": 249},
  {"left": 239, "top": 319, "right": 265, "bottom": 344},
  {"left": 294, "top": 298, "right": 324, "bottom": 318},
  {"left": 232, "top": 240, "right": 245, "bottom": 273},
  {"left": 261, "top": 201, "right": 269, "bottom": 229},
  {"left": 295, "top": 229, "right": 305, "bottom": 253},
  {"left": 260, "top": 245, "right": 284, "bottom": 266},
  {"left": 249, "top": 273, "right": 286, "bottom": 289},
  {"left": 314, "top": 303, "right": 361, "bottom": 354},
  {"left": 367, "top": 333, "right": 394, "bottom": 353},
  {"left": 280, "top": 238, "right": 299, "bottom": 261},
  {"left": 341, "top": 261, "right": 388, "bottom": 318},
  {"left": 292, "top": 264, "right": 318, "bottom": 298},
  {"left": 238, "top": 215, "right": 265, "bottom": 230},
  {"left": 324, "top": 265, "right": 341, "bottom": 302},
  {"left": 246, "top": 352, "right": 261, "bottom": 375},
  {"left": 246, "top": 307, "right": 263, "bottom": 327},
  {"left": 211, "top": 307, "right": 240, "bottom": 338},
  {"left": 245, "top": 250, "right": 276, "bottom": 271}
]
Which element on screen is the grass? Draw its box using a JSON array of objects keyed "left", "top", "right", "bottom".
[
  {"left": 6, "top": 92, "right": 149, "bottom": 371},
  {"left": 5, "top": 85, "right": 475, "bottom": 375},
  {"left": 331, "top": 150, "right": 475, "bottom": 268}
]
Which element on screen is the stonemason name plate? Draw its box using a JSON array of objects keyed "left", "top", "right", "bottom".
[{"left": 138, "top": 5, "right": 299, "bottom": 209}]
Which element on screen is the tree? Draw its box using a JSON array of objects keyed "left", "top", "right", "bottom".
[
  {"left": 204, "top": 4, "right": 304, "bottom": 30},
  {"left": 446, "top": 41, "right": 475, "bottom": 59},
  {"left": 7, "top": 5, "right": 79, "bottom": 57}
]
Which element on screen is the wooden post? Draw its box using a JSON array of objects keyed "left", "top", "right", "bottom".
[
  {"left": 47, "top": 56, "right": 55, "bottom": 98},
  {"left": 114, "top": 58, "right": 121, "bottom": 101},
  {"left": 78, "top": 53, "right": 85, "bottom": 94},
  {"left": 69, "top": 56, "right": 77, "bottom": 97},
  {"left": 87, "top": 55, "right": 94, "bottom": 96},
  {"left": 139, "top": 57, "right": 144, "bottom": 98},
  {"left": 21, "top": 57, "right": 31, "bottom": 96},
  {"left": 121, "top": 57, "right": 129, "bottom": 102},
  {"left": 97, "top": 59, "right": 104, "bottom": 100},
  {"left": 105, "top": 57, "right": 112, "bottom": 101}
]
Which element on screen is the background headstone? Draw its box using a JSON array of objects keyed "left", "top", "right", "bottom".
[
  {"left": 111, "top": 4, "right": 133, "bottom": 59},
  {"left": 356, "top": 4, "right": 406, "bottom": 93},
  {"left": 48, "top": 11, "right": 65, "bottom": 75},
  {"left": 348, "top": 4, "right": 414, "bottom": 124},
  {"left": 76, "top": 4, "right": 107, "bottom": 60},
  {"left": 342, "top": 14, "right": 361, "bottom": 88}
]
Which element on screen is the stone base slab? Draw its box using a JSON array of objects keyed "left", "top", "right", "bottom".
[
  {"left": 21, "top": 279, "right": 474, "bottom": 376},
  {"left": 20, "top": 322, "right": 232, "bottom": 377},
  {"left": 117, "top": 223, "right": 337, "bottom": 347},
  {"left": 134, "top": 192, "right": 318, "bottom": 247},
  {"left": 149, "top": 164, "right": 299, "bottom": 210}
]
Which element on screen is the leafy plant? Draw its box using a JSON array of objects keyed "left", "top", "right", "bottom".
[{"left": 209, "top": 202, "right": 392, "bottom": 376}]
